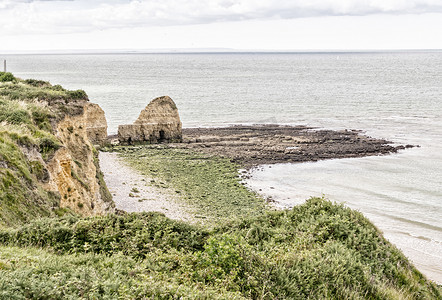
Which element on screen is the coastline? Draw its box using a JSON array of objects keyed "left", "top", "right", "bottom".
[
  {"left": 102, "top": 123, "right": 415, "bottom": 218},
  {"left": 99, "top": 124, "right": 442, "bottom": 285}
]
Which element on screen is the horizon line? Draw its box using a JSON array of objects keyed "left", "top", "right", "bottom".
[{"left": 1, "top": 48, "right": 442, "bottom": 55}]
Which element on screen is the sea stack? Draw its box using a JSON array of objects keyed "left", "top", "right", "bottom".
[{"left": 118, "top": 96, "right": 182, "bottom": 144}]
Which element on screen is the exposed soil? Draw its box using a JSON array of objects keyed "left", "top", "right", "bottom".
[{"left": 177, "top": 125, "right": 415, "bottom": 169}]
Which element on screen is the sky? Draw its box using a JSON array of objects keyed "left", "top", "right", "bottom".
[{"left": 0, "top": 0, "right": 441, "bottom": 52}]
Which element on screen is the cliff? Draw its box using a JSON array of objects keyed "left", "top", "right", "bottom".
[
  {"left": 85, "top": 103, "right": 108, "bottom": 145},
  {"left": 0, "top": 73, "right": 113, "bottom": 226}
]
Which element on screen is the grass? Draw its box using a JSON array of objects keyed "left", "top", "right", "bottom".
[
  {"left": 0, "top": 130, "right": 61, "bottom": 226},
  {"left": 113, "top": 145, "right": 266, "bottom": 222},
  {"left": 0, "top": 78, "right": 89, "bottom": 120},
  {"left": 0, "top": 75, "right": 96, "bottom": 227},
  {"left": 0, "top": 80, "right": 88, "bottom": 103},
  {"left": 0, "top": 198, "right": 440, "bottom": 299}
]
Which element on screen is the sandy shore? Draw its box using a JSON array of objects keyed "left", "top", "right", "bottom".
[{"left": 99, "top": 151, "right": 193, "bottom": 222}]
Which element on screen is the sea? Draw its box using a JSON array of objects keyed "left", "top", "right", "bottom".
[{"left": 3, "top": 51, "right": 441, "bottom": 283}]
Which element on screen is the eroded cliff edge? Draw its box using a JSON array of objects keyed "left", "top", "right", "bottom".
[
  {"left": 0, "top": 74, "right": 113, "bottom": 226},
  {"left": 45, "top": 102, "right": 113, "bottom": 215}
]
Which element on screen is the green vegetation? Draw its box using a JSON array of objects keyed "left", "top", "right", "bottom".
[
  {"left": 1, "top": 74, "right": 440, "bottom": 298},
  {"left": 0, "top": 75, "right": 89, "bottom": 119},
  {"left": 0, "top": 198, "right": 440, "bottom": 299},
  {"left": 0, "top": 72, "right": 16, "bottom": 82},
  {"left": 115, "top": 146, "right": 266, "bottom": 222},
  {"left": 0, "top": 116, "right": 61, "bottom": 226},
  {"left": 0, "top": 74, "right": 92, "bottom": 227},
  {"left": 0, "top": 79, "right": 88, "bottom": 103}
]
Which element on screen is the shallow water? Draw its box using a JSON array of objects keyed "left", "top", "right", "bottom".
[
  {"left": 4, "top": 51, "right": 442, "bottom": 283},
  {"left": 246, "top": 149, "right": 442, "bottom": 283}
]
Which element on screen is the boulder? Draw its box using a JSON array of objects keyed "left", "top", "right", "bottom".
[{"left": 118, "top": 96, "right": 182, "bottom": 144}]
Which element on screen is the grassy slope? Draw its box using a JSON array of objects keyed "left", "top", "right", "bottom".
[
  {"left": 0, "top": 73, "right": 88, "bottom": 227},
  {"left": 0, "top": 199, "right": 440, "bottom": 299}
]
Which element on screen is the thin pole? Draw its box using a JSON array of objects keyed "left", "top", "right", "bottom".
[{"left": 3, "top": 60, "right": 5, "bottom": 72}]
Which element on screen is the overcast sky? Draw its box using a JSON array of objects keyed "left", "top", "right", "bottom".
[{"left": 0, "top": 0, "right": 441, "bottom": 52}]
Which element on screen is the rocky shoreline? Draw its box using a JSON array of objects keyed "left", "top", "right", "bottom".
[{"left": 176, "top": 124, "right": 415, "bottom": 168}]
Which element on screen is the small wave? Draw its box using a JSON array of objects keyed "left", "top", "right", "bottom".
[{"left": 386, "top": 215, "right": 442, "bottom": 233}]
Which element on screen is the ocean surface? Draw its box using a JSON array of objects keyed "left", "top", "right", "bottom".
[{"left": 3, "top": 51, "right": 441, "bottom": 283}]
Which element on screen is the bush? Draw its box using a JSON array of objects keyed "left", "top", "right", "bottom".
[
  {"left": 68, "top": 89, "right": 88, "bottom": 100},
  {"left": 39, "top": 136, "right": 61, "bottom": 158},
  {"left": 24, "top": 79, "right": 50, "bottom": 87},
  {"left": 0, "top": 72, "right": 15, "bottom": 82},
  {"left": 51, "top": 84, "right": 65, "bottom": 91},
  {"left": 0, "top": 212, "right": 208, "bottom": 256},
  {"left": 6, "top": 110, "right": 30, "bottom": 125},
  {"left": 31, "top": 108, "right": 53, "bottom": 131},
  {"left": 0, "top": 78, "right": 89, "bottom": 104},
  {"left": 0, "top": 199, "right": 440, "bottom": 299},
  {"left": 0, "top": 100, "right": 32, "bottom": 125}
]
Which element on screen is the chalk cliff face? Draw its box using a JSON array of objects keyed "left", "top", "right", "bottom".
[
  {"left": 118, "top": 96, "right": 182, "bottom": 144},
  {"left": 0, "top": 77, "right": 114, "bottom": 226},
  {"left": 85, "top": 103, "right": 108, "bottom": 145},
  {"left": 44, "top": 108, "right": 113, "bottom": 215}
]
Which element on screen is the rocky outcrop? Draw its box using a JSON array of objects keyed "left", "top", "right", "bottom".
[
  {"left": 180, "top": 125, "right": 414, "bottom": 168},
  {"left": 44, "top": 106, "right": 114, "bottom": 216},
  {"left": 85, "top": 103, "right": 108, "bottom": 145},
  {"left": 118, "top": 96, "right": 182, "bottom": 144},
  {"left": 0, "top": 77, "right": 114, "bottom": 226}
]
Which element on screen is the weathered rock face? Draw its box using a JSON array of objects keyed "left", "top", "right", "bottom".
[
  {"left": 44, "top": 109, "right": 114, "bottom": 216},
  {"left": 0, "top": 77, "right": 114, "bottom": 225},
  {"left": 85, "top": 103, "right": 108, "bottom": 145},
  {"left": 118, "top": 96, "right": 182, "bottom": 144}
]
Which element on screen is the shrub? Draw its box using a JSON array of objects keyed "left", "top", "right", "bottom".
[
  {"left": 6, "top": 110, "right": 30, "bottom": 125},
  {"left": 68, "top": 89, "right": 88, "bottom": 100},
  {"left": 24, "top": 79, "right": 50, "bottom": 87},
  {"left": 51, "top": 84, "right": 65, "bottom": 91},
  {"left": 0, "top": 212, "right": 208, "bottom": 256},
  {"left": 0, "top": 100, "right": 32, "bottom": 125},
  {"left": 31, "top": 107, "right": 54, "bottom": 131},
  {"left": 0, "top": 199, "right": 440, "bottom": 299},
  {"left": 39, "top": 136, "right": 61, "bottom": 158},
  {"left": 0, "top": 72, "right": 15, "bottom": 82}
]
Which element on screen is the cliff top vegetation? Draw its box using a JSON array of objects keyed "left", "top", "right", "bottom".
[{"left": 0, "top": 74, "right": 90, "bottom": 227}]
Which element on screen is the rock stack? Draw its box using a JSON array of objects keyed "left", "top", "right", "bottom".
[{"left": 118, "top": 96, "right": 182, "bottom": 144}]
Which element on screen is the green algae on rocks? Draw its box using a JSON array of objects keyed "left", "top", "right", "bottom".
[{"left": 114, "top": 145, "right": 266, "bottom": 223}]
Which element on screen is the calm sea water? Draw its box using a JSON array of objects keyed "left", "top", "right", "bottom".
[{"left": 4, "top": 52, "right": 442, "bottom": 283}]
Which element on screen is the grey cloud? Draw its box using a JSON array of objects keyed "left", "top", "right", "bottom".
[
  {"left": 1, "top": 0, "right": 442, "bottom": 35},
  {"left": 92, "top": 1, "right": 442, "bottom": 24}
]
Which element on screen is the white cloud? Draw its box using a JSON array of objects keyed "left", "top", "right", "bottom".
[
  {"left": 1, "top": 13, "right": 441, "bottom": 51},
  {"left": 0, "top": 0, "right": 441, "bottom": 51},
  {"left": 1, "top": 0, "right": 442, "bottom": 35}
]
